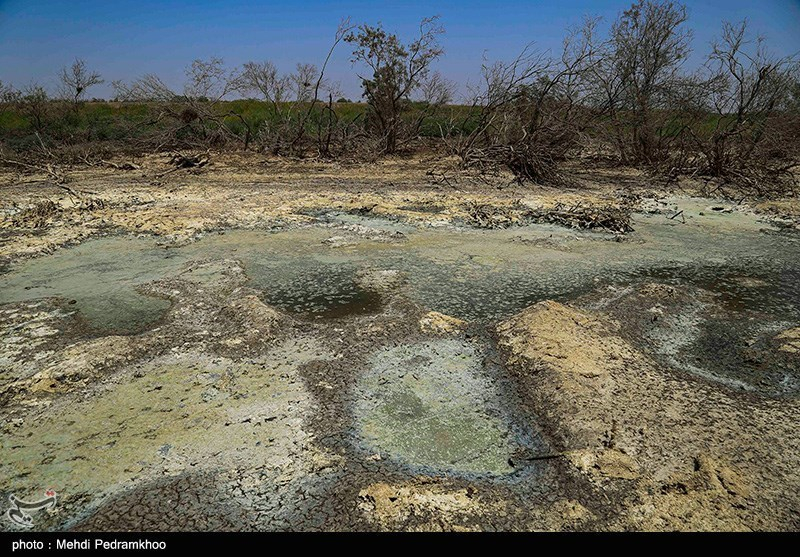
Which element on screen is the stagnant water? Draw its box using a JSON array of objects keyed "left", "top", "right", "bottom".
[
  {"left": 355, "top": 340, "right": 526, "bottom": 476},
  {"left": 1, "top": 198, "right": 799, "bottom": 399}
]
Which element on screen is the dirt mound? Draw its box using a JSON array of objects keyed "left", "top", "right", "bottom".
[
  {"left": 496, "top": 299, "right": 636, "bottom": 377},
  {"left": 775, "top": 327, "right": 800, "bottom": 354},
  {"left": 496, "top": 300, "right": 800, "bottom": 530},
  {"left": 355, "top": 269, "right": 406, "bottom": 292},
  {"left": 418, "top": 310, "right": 466, "bottom": 335}
]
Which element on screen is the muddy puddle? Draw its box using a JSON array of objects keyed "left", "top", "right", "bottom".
[
  {"left": 0, "top": 237, "right": 179, "bottom": 334},
  {"left": 580, "top": 262, "right": 800, "bottom": 396},
  {"left": 353, "top": 339, "right": 544, "bottom": 477},
  {"left": 1, "top": 197, "right": 798, "bottom": 392}
]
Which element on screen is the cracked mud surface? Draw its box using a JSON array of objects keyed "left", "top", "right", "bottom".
[{"left": 1, "top": 157, "right": 799, "bottom": 531}]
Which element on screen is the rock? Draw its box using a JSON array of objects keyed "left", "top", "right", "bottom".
[
  {"left": 28, "top": 376, "right": 61, "bottom": 394},
  {"left": 730, "top": 276, "right": 768, "bottom": 288},
  {"left": 552, "top": 499, "right": 593, "bottom": 522},
  {"left": 223, "top": 295, "right": 280, "bottom": 333},
  {"left": 215, "top": 295, "right": 282, "bottom": 350},
  {"left": 355, "top": 269, "right": 405, "bottom": 292},
  {"left": 632, "top": 454, "right": 754, "bottom": 530},
  {"left": 639, "top": 283, "right": 678, "bottom": 298},
  {"left": 322, "top": 236, "right": 354, "bottom": 248},
  {"left": 357, "top": 481, "right": 492, "bottom": 531},
  {"left": 690, "top": 454, "right": 751, "bottom": 499},
  {"left": 201, "top": 387, "right": 219, "bottom": 402},
  {"left": 419, "top": 311, "right": 467, "bottom": 335},
  {"left": 775, "top": 327, "right": 800, "bottom": 353},
  {"left": 15, "top": 335, "right": 137, "bottom": 398}
]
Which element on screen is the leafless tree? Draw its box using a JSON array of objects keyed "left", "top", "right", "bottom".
[
  {"left": 112, "top": 58, "right": 249, "bottom": 150},
  {"left": 447, "top": 18, "right": 599, "bottom": 184},
  {"left": 15, "top": 84, "right": 50, "bottom": 132},
  {"left": 292, "top": 18, "right": 355, "bottom": 157},
  {"left": 231, "top": 21, "right": 353, "bottom": 156},
  {"left": 346, "top": 16, "right": 445, "bottom": 153},
  {"left": 59, "top": 58, "right": 104, "bottom": 105},
  {"left": 236, "top": 62, "right": 290, "bottom": 106},
  {"left": 418, "top": 71, "right": 455, "bottom": 106},
  {"left": 685, "top": 20, "right": 799, "bottom": 191},
  {"left": 112, "top": 74, "right": 176, "bottom": 102},
  {"left": 232, "top": 60, "right": 295, "bottom": 153},
  {"left": 0, "top": 80, "right": 16, "bottom": 103},
  {"left": 184, "top": 57, "right": 235, "bottom": 102},
  {"left": 292, "top": 63, "right": 318, "bottom": 102}
]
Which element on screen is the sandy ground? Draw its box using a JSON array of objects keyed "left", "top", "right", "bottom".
[{"left": 0, "top": 153, "right": 656, "bottom": 260}]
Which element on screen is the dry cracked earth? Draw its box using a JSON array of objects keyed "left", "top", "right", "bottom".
[{"left": 1, "top": 154, "right": 799, "bottom": 531}]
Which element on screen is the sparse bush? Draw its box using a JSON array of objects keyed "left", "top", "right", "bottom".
[
  {"left": 448, "top": 19, "right": 598, "bottom": 184},
  {"left": 589, "top": 0, "right": 692, "bottom": 164},
  {"left": 687, "top": 20, "right": 799, "bottom": 192},
  {"left": 16, "top": 84, "right": 51, "bottom": 133}
]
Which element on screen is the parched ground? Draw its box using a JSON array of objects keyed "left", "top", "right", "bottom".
[
  {"left": 0, "top": 152, "right": 655, "bottom": 260},
  {"left": 0, "top": 152, "right": 799, "bottom": 531},
  {"left": 496, "top": 299, "right": 800, "bottom": 531}
]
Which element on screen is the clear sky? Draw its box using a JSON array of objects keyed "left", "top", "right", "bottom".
[{"left": 1, "top": 0, "right": 799, "bottom": 100}]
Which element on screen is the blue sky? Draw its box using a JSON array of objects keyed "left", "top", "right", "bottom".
[{"left": 1, "top": 0, "right": 798, "bottom": 100}]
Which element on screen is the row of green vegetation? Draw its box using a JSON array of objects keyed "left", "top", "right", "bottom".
[{"left": 0, "top": 100, "right": 740, "bottom": 147}]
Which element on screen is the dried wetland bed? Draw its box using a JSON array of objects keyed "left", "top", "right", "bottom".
[{"left": 1, "top": 156, "right": 799, "bottom": 531}]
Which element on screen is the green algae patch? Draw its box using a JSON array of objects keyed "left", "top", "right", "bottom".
[
  {"left": 0, "top": 237, "right": 182, "bottom": 335},
  {"left": 355, "top": 340, "right": 516, "bottom": 475},
  {"left": 0, "top": 338, "right": 331, "bottom": 500}
]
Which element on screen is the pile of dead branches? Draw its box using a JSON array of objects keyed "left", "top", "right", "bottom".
[
  {"left": 153, "top": 151, "right": 211, "bottom": 178},
  {"left": 9, "top": 200, "right": 61, "bottom": 229},
  {"left": 528, "top": 202, "right": 633, "bottom": 234},
  {"left": 7, "top": 196, "right": 108, "bottom": 230},
  {"left": 463, "top": 144, "right": 564, "bottom": 185},
  {"left": 463, "top": 202, "right": 519, "bottom": 229},
  {"left": 169, "top": 152, "right": 209, "bottom": 169}
]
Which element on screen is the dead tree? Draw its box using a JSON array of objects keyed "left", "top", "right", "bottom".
[
  {"left": 292, "top": 63, "right": 319, "bottom": 102},
  {"left": 233, "top": 60, "right": 292, "bottom": 153},
  {"left": 13, "top": 84, "right": 50, "bottom": 133},
  {"left": 689, "top": 20, "right": 799, "bottom": 190},
  {"left": 449, "top": 18, "right": 598, "bottom": 184},
  {"left": 114, "top": 58, "right": 246, "bottom": 150},
  {"left": 59, "top": 58, "right": 104, "bottom": 105},
  {"left": 293, "top": 18, "right": 355, "bottom": 157},
  {"left": 0, "top": 80, "right": 15, "bottom": 103}
]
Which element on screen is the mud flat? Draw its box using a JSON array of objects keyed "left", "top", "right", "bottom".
[{"left": 1, "top": 163, "right": 799, "bottom": 530}]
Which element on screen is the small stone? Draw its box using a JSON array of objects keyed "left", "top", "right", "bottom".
[{"left": 419, "top": 311, "right": 467, "bottom": 335}]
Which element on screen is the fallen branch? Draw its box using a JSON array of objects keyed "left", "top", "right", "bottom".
[
  {"left": 529, "top": 203, "right": 634, "bottom": 234},
  {"left": 155, "top": 152, "right": 210, "bottom": 178}
]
